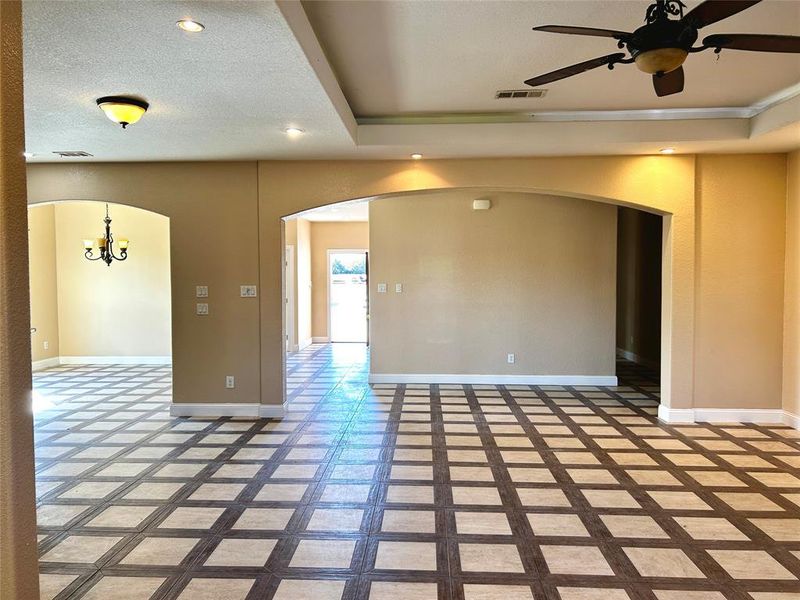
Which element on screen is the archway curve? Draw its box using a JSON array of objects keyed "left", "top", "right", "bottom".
[
  {"left": 280, "top": 184, "right": 677, "bottom": 412},
  {"left": 28, "top": 197, "right": 170, "bottom": 219}
]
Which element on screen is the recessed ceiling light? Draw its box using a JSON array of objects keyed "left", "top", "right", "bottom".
[
  {"left": 176, "top": 19, "right": 204, "bottom": 33},
  {"left": 411, "top": 153, "right": 423, "bottom": 160},
  {"left": 659, "top": 147, "right": 676, "bottom": 154},
  {"left": 285, "top": 127, "right": 305, "bottom": 137}
]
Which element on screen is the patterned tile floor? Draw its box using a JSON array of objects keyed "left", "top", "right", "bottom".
[{"left": 33, "top": 343, "right": 800, "bottom": 599}]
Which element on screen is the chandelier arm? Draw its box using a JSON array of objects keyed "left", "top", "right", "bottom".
[{"left": 84, "top": 250, "right": 104, "bottom": 261}]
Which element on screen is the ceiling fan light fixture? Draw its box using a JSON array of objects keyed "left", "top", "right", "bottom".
[
  {"left": 96, "top": 96, "right": 149, "bottom": 129},
  {"left": 634, "top": 47, "right": 688, "bottom": 74}
]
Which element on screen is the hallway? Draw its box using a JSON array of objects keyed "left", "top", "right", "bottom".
[{"left": 33, "top": 345, "right": 800, "bottom": 599}]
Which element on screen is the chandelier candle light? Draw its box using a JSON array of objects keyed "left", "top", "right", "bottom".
[{"left": 83, "top": 204, "right": 129, "bottom": 266}]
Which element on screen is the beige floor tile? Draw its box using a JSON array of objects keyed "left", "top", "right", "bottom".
[
  {"left": 57, "top": 481, "right": 125, "bottom": 499},
  {"left": 124, "top": 482, "right": 185, "bottom": 501},
  {"left": 120, "top": 536, "right": 199, "bottom": 565},
  {"left": 749, "top": 518, "right": 800, "bottom": 541},
  {"left": 271, "top": 464, "right": 320, "bottom": 479},
  {"left": 175, "top": 578, "right": 254, "bottom": 600},
  {"left": 517, "top": 488, "right": 571, "bottom": 507},
  {"left": 600, "top": 515, "right": 669, "bottom": 539},
  {"left": 653, "top": 592, "right": 725, "bottom": 600},
  {"left": 557, "top": 588, "right": 630, "bottom": 600},
  {"left": 647, "top": 491, "right": 711, "bottom": 511},
  {"left": 663, "top": 453, "right": 715, "bottom": 467},
  {"left": 39, "top": 573, "right": 78, "bottom": 600},
  {"left": 749, "top": 472, "right": 800, "bottom": 488},
  {"left": 290, "top": 539, "right": 356, "bottom": 569},
  {"left": 158, "top": 507, "right": 225, "bottom": 529},
  {"left": 369, "top": 581, "right": 438, "bottom": 599},
  {"left": 375, "top": 540, "right": 437, "bottom": 571},
  {"left": 715, "top": 492, "right": 784, "bottom": 511},
  {"left": 40, "top": 535, "right": 122, "bottom": 563},
  {"left": 81, "top": 576, "right": 166, "bottom": 600},
  {"left": 624, "top": 547, "right": 704, "bottom": 578},
  {"left": 36, "top": 504, "right": 91, "bottom": 527},
  {"left": 381, "top": 509, "right": 436, "bottom": 533},
  {"left": 255, "top": 483, "right": 308, "bottom": 501},
  {"left": 386, "top": 485, "right": 434, "bottom": 504},
  {"left": 212, "top": 464, "right": 262, "bottom": 478},
  {"left": 319, "top": 484, "right": 371, "bottom": 503},
  {"left": 273, "top": 579, "right": 345, "bottom": 600},
  {"left": 446, "top": 449, "right": 486, "bottom": 463},
  {"left": 455, "top": 511, "right": 512, "bottom": 535},
  {"left": 673, "top": 516, "right": 748, "bottom": 540},
  {"left": 582, "top": 489, "right": 640, "bottom": 509},
  {"left": 307, "top": 508, "right": 364, "bottom": 531},
  {"left": 541, "top": 545, "right": 613, "bottom": 576},
  {"left": 458, "top": 543, "right": 524, "bottom": 573},
  {"left": 86, "top": 505, "right": 158, "bottom": 528},
  {"left": 685, "top": 471, "right": 746, "bottom": 487},
  {"left": 153, "top": 463, "right": 207, "bottom": 478},
  {"left": 331, "top": 464, "right": 376, "bottom": 479},
  {"left": 233, "top": 507, "right": 295, "bottom": 530},
  {"left": 463, "top": 584, "right": 534, "bottom": 599},
  {"left": 554, "top": 452, "right": 600, "bottom": 465},
  {"left": 625, "top": 469, "right": 682, "bottom": 486},
  {"left": 707, "top": 549, "right": 796, "bottom": 580},
  {"left": 94, "top": 462, "right": 152, "bottom": 477},
  {"left": 453, "top": 486, "right": 503, "bottom": 505},
  {"left": 566, "top": 469, "right": 617, "bottom": 484},
  {"left": 204, "top": 538, "right": 277, "bottom": 566},
  {"left": 450, "top": 466, "right": 494, "bottom": 481},
  {"left": 188, "top": 483, "right": 246, "bottom": 501},
  {"left": 528, "top": 513, "right": 589, "bottom": 537},
  {"left": 508, "top": 467, "right": 555, "bottom": 483},
  {"left": 390, "top": 464, "right": 434, "bottom": 480}
]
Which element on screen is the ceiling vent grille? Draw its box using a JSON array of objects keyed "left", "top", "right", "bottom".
[
  {"left": 495, "top": 89, "right": 547, "bottom": 99},
  {"left": 53, "top": 150, "right": 93, "bottom": 157}
]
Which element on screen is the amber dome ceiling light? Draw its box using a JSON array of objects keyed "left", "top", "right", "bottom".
[{"left": 96, "top": 96, "right": 149, "bottom": 129}]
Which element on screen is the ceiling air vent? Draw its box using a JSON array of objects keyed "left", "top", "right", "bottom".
[
  {"left": 495, "top": 89, "right": 547, "bottom": 99},
  {"left": 53, "top": 150, "right": 93, "bottom": 158}
]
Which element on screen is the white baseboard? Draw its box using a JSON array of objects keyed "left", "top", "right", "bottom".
[
  {"left": 368, "top": 373, "right": 618, "bottom": 386},
  {"left": 298, "top": 338, "right": 313, "bottom": 351},
  {"left": 659, "top": 405, "right": 799, "bottom": 429},
  {"left": 32, "top": 357, "right": 61, "bottom": 372},
  {"left": 616, "top": 348, "right": 659, "bottom": 370},
  {"left": 311, "top": 337, "right": 330, "bottom": 344},
  {"left": 59, "top": 355, "right": 171, "bottom": 365},
  {"left": 169, "top": 402, "right": 287, "bottom": 419}
]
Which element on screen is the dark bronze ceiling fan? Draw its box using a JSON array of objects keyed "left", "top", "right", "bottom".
[{"left": 524, "top": 0, "right": 800, "bottom": 96}]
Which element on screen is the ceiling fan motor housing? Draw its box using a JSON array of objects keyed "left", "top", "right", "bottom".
[{"left": 629, "top": 19, "right": 698, "bottom": 74}]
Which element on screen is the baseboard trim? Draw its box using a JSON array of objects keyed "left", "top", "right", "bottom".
[
  {"left": 368, "top": 373, "right": 618, "bottom": 386},
  {"left": 659, "top": 405, "right": 799, "bottom": 429},
  {"left": 311, "top": 337, "right": 330, "bottom": 344},
  {"left": 32, "top": 357, "right": 61, "bottom": 371},
  {"left": 169, "top": 402, "right": 287, "bottom": 419},
  {"left": 59, "top": 355, "right": 171, "bottom": 365},
  {"left": 616, "top": 348, "right": 659, "bottom": 370},
  {"left": 298, "top": 338, "right": 313, "bottom": 351}
]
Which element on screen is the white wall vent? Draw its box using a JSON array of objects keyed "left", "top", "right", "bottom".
[
  {"left": 495, "top": 89, "right": 547, "bottom": 99},
  {"left": 53, "top": 151, "right": 93, "bottom": 157}
]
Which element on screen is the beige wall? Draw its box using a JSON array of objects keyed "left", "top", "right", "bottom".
[
  {"left": 694, "top": 155, "right": 786, "bottom": 409},
  {"left": 52, "top": 201, "right": 171, "bottom": 358},
  {"left": 310, "top": 221, "right": 369, "bottom": 339},
  {"left": 785, "top": 150, "right": 800, "bottom": 417},
  {"left": 369, "top": 191, "right": 617, "bottom": 376},
  {"left": 616, "top": 207, "right": 662, "bottom": 367},
  {"left": 28, "top": 204, "right": 59, "bottom": 362},
  {"left": 27, "top": 162, "right": 260, "bottom": 406},
  {"left": 296, "top": 218, "right": 312, "bottom": 346},
  {"left": 284, "top": 219, "right": 298, "bottom": 349}
]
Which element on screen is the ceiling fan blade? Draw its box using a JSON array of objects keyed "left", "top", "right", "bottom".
[
  {"left": 703, "top": 33, "right": 800, "bottom": 52},
  {"left": 684, "top": 0, "right": 761, "bottom": 28},
  {"left": 652, "top": 67, "right": 685, "bottom": 97},
  {"left": 524, "top": 53, "right": 626, "bottom": 87},
  {"left": 533, "top": 25, "right": 630, "bottom": 40}
]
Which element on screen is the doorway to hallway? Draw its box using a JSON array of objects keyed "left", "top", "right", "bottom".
[{"left": 328, "top": 250, "right": 368, "bottom": 343}]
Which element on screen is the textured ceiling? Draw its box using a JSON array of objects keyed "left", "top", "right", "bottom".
[
  {"left": 22, "top": 0, "right": 355, "bottom": 161},
  {"left": 303, "top": 0, "right": 800, "bottom": 116}
]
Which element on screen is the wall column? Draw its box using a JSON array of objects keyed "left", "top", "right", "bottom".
[{"left": 0, "top": 2, "right": 40, "bottom": 598}]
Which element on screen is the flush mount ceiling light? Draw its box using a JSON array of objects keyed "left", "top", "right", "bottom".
[
  {"left": 411, "top": 153, "right": 423, "bottom": 160},
  {"left": 176, "top": 19, "right": 204, "bottom": 33},
  {"left": 284, "top": 127, "right": 305, "bottom": 137},
  {"left": 96, "top": 96, "right": 149, "bottom": 129},
  {"left": 660, "top": 147, "right": 676, "bottom": 154}
]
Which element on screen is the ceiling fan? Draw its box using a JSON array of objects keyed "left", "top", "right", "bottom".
[{"left": 524, "top": 0, "right": 800, "bottom": 96}]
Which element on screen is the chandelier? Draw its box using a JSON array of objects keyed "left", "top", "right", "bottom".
[{"left": 83, "top": 204, "right": 129, "bottom": 266}]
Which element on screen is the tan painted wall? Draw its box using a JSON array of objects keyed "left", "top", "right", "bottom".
[
  {"left": 785, "top": 150, "right": 800, "bottom": 416},
  {"left": 616, "top": 207, "right": 662, "bottom": 367},
  {"left": 296, "top": 218, "right": 312, "bottom": 346},
  {"left": 369, "top": 191, "right": 616, "bottom": 376},
  {"left": 27, "top": 162, "right": 260, "bottom": 406},
  {"left": 53, "top": 202, "right": 171, "bottom": 357},
  {"left": 28, "top": 204, "right": 59, "bottom": 362},
  {"left": 310, "top": 221, "right": 369, "bottom": 339},
  {"left": 694, "top": 154, "right": 786, "bottom": 409},
  {"left": 284, "top": 219, "right": 298, "bottom": 349}
]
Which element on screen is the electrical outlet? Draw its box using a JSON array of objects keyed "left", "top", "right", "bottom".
[
  {"left": 225, "top": 375, "right": 235, "bottom": 389},
  {"left": 196, "top": 285, "right": 208, "bottom": 298},
  {"left": 240, "top": 285, "right": 257, "bottom": 297},
  {"left": 43, "top": 341, "right": 49, "bottom": 350},
  {"left": 377, "top": 283, "right": 387, "bottom": 293},
  {"left": 507, "top": 353, "right": 515, "bottom": 364},
  {"left": 395, "top": 283, "right": 403, "bottom": 293},
  {"left": 196, "top": 303, "right": 209, "bottom": 315}
]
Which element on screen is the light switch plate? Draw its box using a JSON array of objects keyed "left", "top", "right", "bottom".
[
  {"left": 240, "top": 285, "right": 257, "bottom": 297},
  {"left": 225, "top": 375, "right": 235, "bottom": 389},
  {"left": 395, "top": 283, "right": 403, "bottom": 293},
  {"left": 377, "top": 283, "right": 387, "bottom": 293},
  {"left": 196, "top": 285, "right": 208, "bottom": 298},
  {"left": 196, "top": 303, "right": 209, "bottom": 315}
]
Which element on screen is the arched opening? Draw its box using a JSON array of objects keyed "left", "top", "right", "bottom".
[
  {"left": 28, "top": 200, "right": 172, "bottom": 410},
  {"left": 281, "top": 188, "right": 670, "bottom": 413}
]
